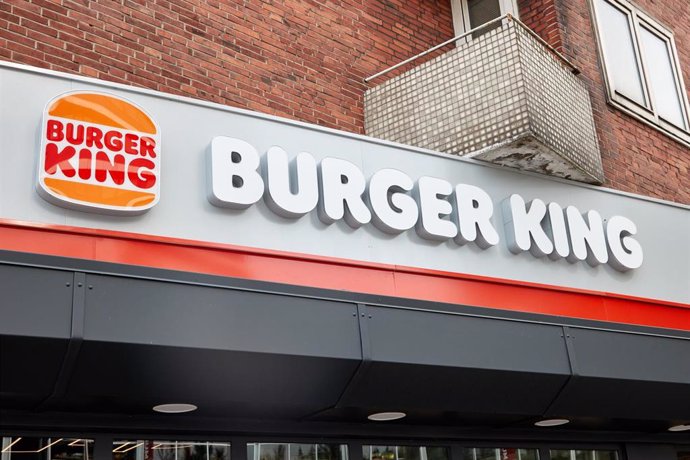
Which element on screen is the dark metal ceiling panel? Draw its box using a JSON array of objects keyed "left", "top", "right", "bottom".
[
  {"left": 546, "top": 328, "right": 690, "bottom": 420},
  {"left": 0, "top": 265, "right": 74, "bottom": 410},
  {"left": 0, "top": 336, "right": 68, "bottom": 410},
  {"left": 336, "top": 306, "right": 571, "bottom": 416},
  {"left": 58, "top": 342, "right": 359, "bottom": 418}
]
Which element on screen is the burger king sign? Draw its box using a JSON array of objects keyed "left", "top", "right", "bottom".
[{"left": 37, "top": 91, "right": 160, "bottom": 214}]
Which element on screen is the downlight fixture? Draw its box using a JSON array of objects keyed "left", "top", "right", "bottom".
[
  {"left": 368, "top": 412, "right": 407, "bottom": 421},
  {"left": 668, "top": 424, "right": 690, "bottom": 432},
  {"left": 152, "top": 403, "right": 198, "bottom": 414},
  {"left": 535, "top": 418, "right": 570, "bottom": 427}
]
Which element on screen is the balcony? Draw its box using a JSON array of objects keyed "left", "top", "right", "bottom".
[{"left": 364, "top": 16, "right": 604, "bottom": 184}]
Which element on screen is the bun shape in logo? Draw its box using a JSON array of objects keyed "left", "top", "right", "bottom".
[{"left": 37, "top": 91, "right": 160, "bottom": 214}]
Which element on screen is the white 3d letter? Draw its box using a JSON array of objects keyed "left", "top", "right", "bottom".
[
  {"left": 264, "top": 146, "right": 318, "bottom": 218},
  {"left": 415, "top": 176, "right": 457, "bottom": 241},
  {"left": 318, "top": 157, "right": 372, "bottom": 228},
  {"left": 503, "top": 194, "right": 553, "bottom": 257},
  {"left": 207, "top": 136, "right": 264, "bottom": 209},
  {"left": 368, "top": 169, "right": 418, "bottom": 234},
  {"left": 454, "top": 184, "right": 499, "bottom": 249},
  {"left": 606, "top": 215, "right": 643, "bottom": 271},
  {"left": 566, "top": 206, "right": 608, "bottom": 266}
]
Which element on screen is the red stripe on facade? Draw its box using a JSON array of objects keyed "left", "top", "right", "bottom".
[{"left": 1, "top": 219, "right": 688, "bottom": 331}]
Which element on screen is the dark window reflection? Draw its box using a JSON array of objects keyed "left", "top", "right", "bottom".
[
  {"left": 248, "top": 444, "right": 346, "bottom": 460},
  {"left": 1, "top": 438, "right": 94, "bottom": 460},
  {"left": 363, "top": 446, "right": 449, "bottom": 460},
  {"left": 462, "top": 448, "right": 539, "bottom": 460},
  {"left": 113, "top": 441, "right": 230, "bottom": 460},
  {"left": 549, "top": 451, "right": 617, "bottom": 460}
]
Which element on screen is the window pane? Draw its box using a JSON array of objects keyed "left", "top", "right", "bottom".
[
  {"left": 1, "top": 438, "right": 94, "bottom": 460},
  {"left": 639, "top": 25, "right": 687, "bottom": 129},
  {"left": 256, "top": 445, "right": 286, "bottom": 460},
  {"left": 468, "top": 0, "right": 502, "bottom": 29},
  {"left": 549, "top": 451, "right": 570, "bottom": 460},
  {"left": 549, "top": 451, "right": 617, "bottom": 460},
  {"left": 113, "top": 441, "right": 230, "bottom": 460},
  {"left": 596, "top": 0, "right": 646, "bottom": 106},
  {"left": 364, "top": 446, "right": 448, "bottom": 460},
  {"left": 462, "top": 448, "right": 539, "bottom": 460},
  {"left": 250, "top": 445, "right": 346, "bottom": 460}
]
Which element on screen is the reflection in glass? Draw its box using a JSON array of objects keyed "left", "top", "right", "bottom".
[
  {"left": 638, "top": 26, "right": 687, "bottom": 129},
  {"left": 363, "top": 446, "right": 449, "bottom": 460},
  {"left": 248, "top": 444, "right": 346, "bottom": 460},
  {"left": 462, "top": 448, "right": 539, "bottom": 460},
  {"left": 1, "top": 438, "right": 94, "bottom": 460},
  {"left": 549, "top": 451, "right": 617, "bottom": 460},
  {"left": 113, "top": 441, "right": 230, "bottom": 460},
  {"left": 596, "top": 0, "right": 646, "bottom": 105},
  {"left": 468, "top": 0, "right": 502, "bottom": 28}
]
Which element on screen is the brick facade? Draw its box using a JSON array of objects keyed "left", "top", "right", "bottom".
[
  {"left": 518, "top": 0, "right": 690, "bottom": 203},
  {"left": 1, "top": 0, "right": 688, "bottom": 203},
  {"left": 0, "top": 0, "right": 454, "bottom": 134}
]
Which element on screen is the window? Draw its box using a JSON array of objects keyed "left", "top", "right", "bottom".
[
  {"left": 590, "top": 0, "right": 690, "bottom": 145},
  {"left": 462, "top": 448, "right": 539, "bottom": 460},
  {"left": 0, "top": 438, "right": 94, "bottom": 460},
  {"left": 248, "top": 443, "right": 347, "bottom": 460},
  {"left": 113, "top": 441, "right": 231, "bottom": 460},
  {"left": 549, "top": 451, "right": 617, "bottom": 460},
  {"left": 363, "top": 445, "right": 449, "bottom": 460},
  {"left": 450, "top": 0, "right": 518, "bottom": 36}
]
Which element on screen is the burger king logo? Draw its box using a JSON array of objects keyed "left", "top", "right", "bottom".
[{"left": 37, "top": 91, "right": 160, "bottom": 214}]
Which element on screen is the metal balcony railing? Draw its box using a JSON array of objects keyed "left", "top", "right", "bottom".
[{"left": 364, "top": 15, "right": 605, "bottom": 184}]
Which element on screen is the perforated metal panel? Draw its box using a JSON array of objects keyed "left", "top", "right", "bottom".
[{"left": 365, "top": 18, "right": 605, "bottom": 184}]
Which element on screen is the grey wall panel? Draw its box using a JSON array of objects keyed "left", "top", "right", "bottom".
[
  {"left": 82, "top": 274, "right": 361, "bottom": 359},
  {"left": 0, "top": 265, "right": 73, "bottom": 338},
  {"left": 365, "top": 306, "right": 571, "bottom": 374},
  {"left": 570, "top": 328, "right": 690, "bottom": 383}
]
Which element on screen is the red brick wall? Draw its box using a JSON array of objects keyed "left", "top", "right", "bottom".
[
  {"left": 518, "top": 0, "right": 565, "bottom": 52},
  {"left": 519, "top": 0, "right": 690, "bottom": 204},
  {"left": 1, "top": 0, "right": 689, "bottom": 203},
  {"left": 0, "top": 0, "right": 453, "bottom": 134}
]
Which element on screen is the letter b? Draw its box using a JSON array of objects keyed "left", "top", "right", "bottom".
[{"left": 207, "top": 136, "right": 264, "bottom": 209}]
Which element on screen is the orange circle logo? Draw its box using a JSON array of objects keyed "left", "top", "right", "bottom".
[{"left": 37, "top": 91, "right": 161, "bottom": 214}]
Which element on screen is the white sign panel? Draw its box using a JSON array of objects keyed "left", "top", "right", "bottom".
[{"left": 0, "top": 62, "right": 688, "bottom": 303}]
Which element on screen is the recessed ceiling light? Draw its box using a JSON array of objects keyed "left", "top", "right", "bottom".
[
  {"left": 152, "top": 403, "right": 197, "bottom": 414},
  {"left": 668, "top": 424, "right": 690, "bottom": 432},
  {"left": 535, "top": 418, "right": 570, "bottom": 427},
  {"left": 368, "top": 411, "right": 406, "bottom": 421}
]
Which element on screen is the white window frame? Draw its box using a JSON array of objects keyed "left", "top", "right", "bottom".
[
  {"left": 589, "top": 0, "right": 690, "bottom": 146},
  {"left": 450, "top": 0, "right": 518, "bottom": 36}
]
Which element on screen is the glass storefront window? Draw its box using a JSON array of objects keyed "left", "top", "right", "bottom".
[
  {"left": 462, "top": 448, "right": 539, "bottom": 460},
  {"left": 247, "top": 444, "right": 347, "bottom": 460},
  {"left": 549, "top": 451, "right": 617, "bottom": 460},
  {"left": 113, "top": 441, "right": 230, "bottom": 460},
  {"left": 363, "top": 446, "right": 449, "bottom": 460},
  {"left": 1, "top": 438, "right": 94, "bottom": 460}
]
